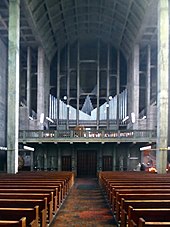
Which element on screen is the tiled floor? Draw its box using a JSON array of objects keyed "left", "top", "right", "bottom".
[{"left": 50, "top": 178, "right": 118, "bottom": 227}]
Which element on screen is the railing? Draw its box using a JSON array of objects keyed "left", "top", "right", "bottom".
[{"left": 19, "top": 129, "right": 157, "bottom": 143}]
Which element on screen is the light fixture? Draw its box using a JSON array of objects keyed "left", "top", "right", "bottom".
[
  {"left": 40, "top": 113, "right": 44, "bottom": 124},
  {"left": 122, "top": 116, "right": 129, "bottom": 123},
  {"left": 131, "top": 112, "right": 135, "bottom": 123},
  {"left": 106, "top": 103, "right": 109, "bottom": 108},
  {"left": 23, "top": 145, "right": 34, "bottom": 151},
  {"left": 46, "top": 117, "right": 54, "bottom": 123},
  {"left": 142, "top": 115, "right": 146, "bottom": 120},
  {"left": 0, "top": 146, "right": 7, "bottom": 151},
  {"left": 29, "top": 116, "right": 33, "bottom": 120},
  {"left": 140, "top": 145, "right": 151, "bottom": 151},
  {"left": 63, "top": 96, "right": 67, "bottom": 100},
  {"left": 109, "top": 96, "right": 112, "bottom": 100},
  {"left": 129, "top": 157, "right": 139, "bottom": 160}
]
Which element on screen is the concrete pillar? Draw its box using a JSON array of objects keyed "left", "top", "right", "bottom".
[
  {"left": 67, "top": 44, "right": 70, "bottom": 130},
  {"left": 57, "top": 49, "right": 60, "bottom": 129},
  {"left": 127, "top": 57, "right": 132, "bottom": 122},
  {"left": 37, "top": 47, "right": 45, "bottom": 129},
  {"left": 98, "top": 145, "right": 102, "bottom": 171},
  {"left": 156, "top": 0, "right": 169, "bottom": 174},
  {"left": 30, "top": 151, "right": 34, "bottom": 171},
  {"left": 112, "top": 147, "right": 116, "bottom": 171},
  {"left": 27, "top": 47, "right": 31, "bottom": 116},
  {"left": 96, "top": 40, "right": 100, "bottom": 130},
  {"left": 44, "top": 58, "right": 50, "bottom": 120},
  {"left": 131, "top": 44, "right": 140, "bottom": 129},
  {"left": 106, "top": 44, "right": 110, "bottom": 129},
  {"left": 7, "top": 0, "right": 20, "bottom": 173},
  {"left": 146, "top": 45, "right": 151, "bottom": 129},
  {"left": 117, "top": 51, "right": 120, "bottom": 129},
  {"left": 71, "top": 145, "right": 75, "bottom": 172},
  {"left": 43, "top": 152, "right": 47, "bottom": 170},
  {"left": 58, "top": 146, "right": 61, "bottom": 171},
  {"left": 76, "top": 41, "right": 80, "bottom": 126},
  {"left": 146, "top": 45, "right": 151, "bottom": 116}
]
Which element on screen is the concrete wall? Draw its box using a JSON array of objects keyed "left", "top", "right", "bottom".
[
  {"left": 0, "top": 39, "right": 7, "bottom": 146},
  {"left": 30, "top": 143, "right": 142, "bottom": 173}
]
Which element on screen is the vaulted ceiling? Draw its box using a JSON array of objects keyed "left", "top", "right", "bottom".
[{"left": 0, "top": 0, "right": 158, "bottom": 62}]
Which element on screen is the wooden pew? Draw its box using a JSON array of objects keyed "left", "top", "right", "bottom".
[
  {"left": 128, "top": 206, "right": 170, "bottom": 227},
  {"left": 0, "top": 206, "right": 39, "bottom": 227},
  {"left": 120, "top": 199, "right": 170, "bottom": 227},
  {"left": 0, "top": 217, "right": 26, "bottom": 227},
  {"left": 114, "top": 189, "right": 170, "bottom": 217},
  {"left": 109, "top": 183, "right": 170, "bottom": 206},
  {"left": 0, "top": 180, "right": 66, "bottom": 205},
  {"left": 0, "top": 199, "right": 47, "bottom": 227},
  {"left": 0, "top": 187, "right": 56, "bottom": 214},
  {"left": 138, "top": 217, "right": 170, "bottom": 227},
  {"left": 138, "top": 218, "right": 170, "bottom": 227},
  {"left": 0, "top": 181, "right": 63, "bottom": 208},
  {"left": 0, "top": 171, "right": 75, "bottom": 225},
  {"left": 0, "top": 192, "right": 53, "bottom": 223}
]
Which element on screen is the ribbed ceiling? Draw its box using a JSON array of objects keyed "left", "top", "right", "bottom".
[{"left": 25, "top": 0, "right": 153, "bottom": 60}]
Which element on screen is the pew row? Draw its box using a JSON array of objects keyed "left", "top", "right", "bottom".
[
  {"left": 0, "top": 206, "right": 39, "bottom": 227},
  {"left": 120, "top": 199, "right": 170, "bottom": 227},
  {"left": 0, "top": 217, "right": 26, "bottom": 227},
  {"left": 128, "top": 206, "right": 170, "bottom": 227}
]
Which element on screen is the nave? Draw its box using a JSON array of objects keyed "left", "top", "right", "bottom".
[{"left": 51, "top": 178, "right": 118, "bottom": 227}]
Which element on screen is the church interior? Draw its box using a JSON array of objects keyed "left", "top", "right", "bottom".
[
  {"left": 0, "top": 0, "right": 170, "bottom": 226},
  {"left": 1, "top": 0, "right": 167, "bottom": 175},
  {"left": 0, "top": 0, "right": 169, "bottom": 175}
]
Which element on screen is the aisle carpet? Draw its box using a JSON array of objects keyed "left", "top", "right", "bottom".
[{"left": 50, "top": 178, "right": 118, "bottom": 227}]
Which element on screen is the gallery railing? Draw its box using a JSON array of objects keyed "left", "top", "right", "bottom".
[{"left": 19, "top": 129, "right": 157, "bottom": 143}]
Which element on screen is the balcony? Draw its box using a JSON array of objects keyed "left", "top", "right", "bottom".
[{"left": 19, "top": 129, "right": 157, "bottom": 144}]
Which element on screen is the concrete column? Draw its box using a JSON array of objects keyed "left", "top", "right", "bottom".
[
  {"left": 112, "top": 147, "right": 116, "bottom": 171},
  {"left": 44, "top": 58, "right": 50, "bottom": 120},
  {"left": 57, "top": 49, "right": 60, "bottom": 129},
  {"left": 37, "top": 47, "right": 45, "bottom": 129},
  {"left": 106, "top": 44, "right": 110, "bottom": 129},
  {"left": 156, "top": 0, "right": 169, "bottom": 174},
  {"left": 146, "top": 45, "right": 151, "bottom": 129},
  {"left": 146, "top": 45, "right": 151, "bottom": 115},
  {"left": 96, "top": 40, "right": 100, "bottom": 130},
  {"left": 7, "top": 0, "right": 20, "bottom": 173},
  {"left": 43, "top": 152, "right": 47, "bottom": 170},
  {"left": 71, "top": 146, "right": 75, "bottom": 172},
  {"left": 98, "top": 145, "right": 102, "bottom": 171},
  {"left": 67, "top": 44, "right": 70, "bottom": 130},
  {"left": 30, "top": 151, "right": 34, "bottom": 171},
  {"left": 127, "top": 57, "right": 132, "bottom": 120},
  {"left": 76, "top": 41, "right": 80, "bottom": 126},
  {"left": 131, "top": 44, "right": 140, "bottom": 129},
  {"left": 27, "top": 47, "right": 31, "bottom": 116},
  {"left": 117, "top": 51, "right": 120, "bottom": 129},
  {"left": 58, "top": 146, "right": 61, "bottom": 171}
]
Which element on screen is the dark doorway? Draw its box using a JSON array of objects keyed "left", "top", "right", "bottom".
[
  {"left": 102, "top": 156, "right": 113, "bottom": 171},
  {"left": 77, "top": 150, "right": 97, "bottom": 177},
  {"left": 62, "top": 156, "right": 72, "bottom": 171}
]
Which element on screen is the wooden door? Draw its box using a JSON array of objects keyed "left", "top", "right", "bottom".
[
  {"left": 77, "top": 150, "right": 97, "bottom": 177},
  {"left": 102, "top": 156, "right": 113, "bottom": 171},
  {"left": 62, "top": 156, "right": 72, "bottom": 171}
]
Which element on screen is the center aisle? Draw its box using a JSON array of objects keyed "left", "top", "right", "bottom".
[{"left": 50, "top": 178, "right": 118, "bottom": 227}]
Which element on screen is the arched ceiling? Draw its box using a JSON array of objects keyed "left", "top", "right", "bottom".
[
  {"left": 24, "top": 0, "right": 155, "bottom": 61},
  {"left": 0, "top": 0, "right": 157, "bottom": 63}
]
